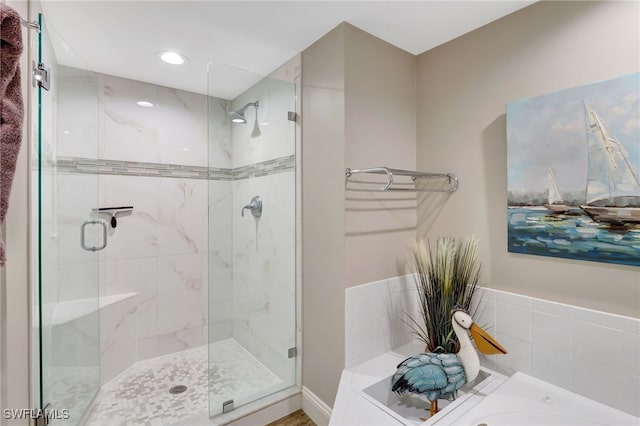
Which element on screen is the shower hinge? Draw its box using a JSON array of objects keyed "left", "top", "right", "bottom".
[
  {"left": 222, "top": 400, "right": 234, "bottom": 414},
  {"left": 33, "top": 61, "right": 51, "bottom": 91},
  {"left": 287, "top": 111, "right": 298, "bottom": 122},
  {"left": 35, "top": 403, "right": 51, "bottom": 426},
  {"left": 288, "top": 347, "right": 297, "bottom": 358}
]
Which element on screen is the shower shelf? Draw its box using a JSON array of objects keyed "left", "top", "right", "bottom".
[{"left": 345, "top": 167, "right": 458, "bottom": 193}]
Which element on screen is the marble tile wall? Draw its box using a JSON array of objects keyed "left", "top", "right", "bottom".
[
  {"left": 55, "top": 64, "right": 298, "bottom": 386},
  {"left": 232, "top": 172, "right": 296, "bottom": 383},
  {"left": 345, "top": 278, "right": 640, "bottom": 417},
  {"left": 55, "top": 67, "right": 233, "bottom": 362},
  {"left": 231, "top": 76, "right": 296, "bottom": 169},
  {"left": 230, "top": 71, "right": 297, "bottom": 385}
]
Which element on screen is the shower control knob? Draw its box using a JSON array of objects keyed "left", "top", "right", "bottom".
[{"left": 241, "top": 196, "right": 262, "bottom": 219}]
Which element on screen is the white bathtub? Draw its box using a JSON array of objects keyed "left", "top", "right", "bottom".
[
  {"left": 330, "top": 346, "right": 640, "bottom": 426},
  {"left": 433, "top": 372, "right": 639, "bottom": 425}
]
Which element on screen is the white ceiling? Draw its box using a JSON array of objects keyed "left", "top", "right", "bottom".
[{"left": 41, "top": 1, "right": 535, "bottom": 100}]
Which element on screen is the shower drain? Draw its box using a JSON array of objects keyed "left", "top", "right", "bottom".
[{"left": 169, "top": 385, "right": 187, "bottom": 395}]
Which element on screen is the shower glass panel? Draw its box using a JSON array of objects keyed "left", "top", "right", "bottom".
[
  {"left": 35, "top": 15, "right": 101, "bottom": 424},
  {"left": 207, "top": 61, "right": 297, "bottom": 417}
]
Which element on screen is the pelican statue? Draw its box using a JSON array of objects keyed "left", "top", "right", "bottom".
[{"left": 391, "top": 308, "right": 507, "bottom": 417}]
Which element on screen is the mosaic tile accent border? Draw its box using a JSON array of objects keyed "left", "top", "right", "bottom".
[
  {"left": 53, "top": 155, "right": 295, "bottom": 181},
  {"left": 233, "top": 156, "right": 295, "bottom": 180}
]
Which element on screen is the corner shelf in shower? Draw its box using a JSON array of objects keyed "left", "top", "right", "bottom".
[{"left": 345, "top": 167, "right": 458, "bottom": 193}]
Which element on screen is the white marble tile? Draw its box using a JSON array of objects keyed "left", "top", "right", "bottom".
[
  {"left": 137, "top": 336, "right": 158, "bottom": 361},
  {"left": 99, "top": 257, "right": 158, "bottom": 340},
  {"left": 56, "top": 174, "right": 101, "bottom": 265},
  {"left": 154, "top": 87, "right": 208, "bottom": 167},
  {"left": 531, "top": 344, "right": 573, "bottom": 390},
  {"left": 208, "top": 97, "right": 233, "bottom": 169},
  {"left": 532, "top": 311, "right": 572, "bottom": 354},
  {"left": 57, "top": 261, "right": 100, "bottom": 303},
  {"left": 231, "top": 77, "right": 296, "bottom": 168},
  {"left": 156, "top": 326, "right": 206, "bottom": 356},
  {"left": 156, "top": 178, "right": 208, "bottom": 256},
  {"left": 51, "top": 311, "right": 100, "bottom": 369},
  {"left": 57, "top": 66, "right": 100, "bottom": 159},
  {"left": 100, "top": 295, "right": 138, "bottom": 385},
  {"left": 157, "top": 254, "right": 206, "bottom": 335},
  {"left": 98, "top": 175, "right": 160, "bottom": 260},
  {"left": 209, "top": 320, "right": 233, "bottom": 343},
  {"left": 102, "top": 76, "right": 160, "bottom": 163}
]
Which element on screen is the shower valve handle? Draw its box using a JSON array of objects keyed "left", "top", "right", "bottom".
[{"left": 241, "top": 196, "right": 263, "bottom": 218}]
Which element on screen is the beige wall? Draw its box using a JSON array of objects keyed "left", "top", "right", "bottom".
[
  {"left": 416, "top": 1, "right": 640, "bottom": 317},
  {"left": 302, "top": 25, "right": 346, "bottom": 408},
  {"left": 302, "top": 23, "right": 417, "bottom": 407},
  {"left": 1, "top": 0, "right": 32, "bottom": 423},
  {"left": 344, "top": 24, "right": 417, "bottom": 286}
]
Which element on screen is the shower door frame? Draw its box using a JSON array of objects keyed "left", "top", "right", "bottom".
[
  {"left": 31, "top": 12, "right": 103, "bottom": 425},
  {"left": 206, "top": 57, "right": 302, "bottom": 421}
]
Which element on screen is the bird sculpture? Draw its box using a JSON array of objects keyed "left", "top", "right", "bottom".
[{"left": 391, "top": 308, "right": 507, "bottom": 417}]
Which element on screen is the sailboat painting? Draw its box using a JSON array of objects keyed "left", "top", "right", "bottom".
[{"left": 507, "top": 73, "right": 640, "bottom": 267}]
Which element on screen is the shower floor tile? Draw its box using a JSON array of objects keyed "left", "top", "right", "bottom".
[{"left": 86, "top": 339, "right": 282, "bottom": 425}]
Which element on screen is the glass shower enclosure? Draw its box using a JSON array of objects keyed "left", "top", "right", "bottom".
[
  {"left": 31, "top": 9, "right": 298, "bottom": 424},
  {"left": 207, "top": 61, "right": 298, "bottom": 417},
  {"left": 32, "top": 14, "right": 102, "bottom": 425}
]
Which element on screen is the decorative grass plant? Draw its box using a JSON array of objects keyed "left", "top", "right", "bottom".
[{"left": 408, "top": 236, "right": 481, "bottom": 353}]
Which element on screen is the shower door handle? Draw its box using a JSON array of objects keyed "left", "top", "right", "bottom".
[{"left": 81, "top": 219, "right": 108, "bottom": 252}]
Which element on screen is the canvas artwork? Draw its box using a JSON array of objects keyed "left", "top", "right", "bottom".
[{"left": 507, "top": 73, "right": 640, "bottom": 267}]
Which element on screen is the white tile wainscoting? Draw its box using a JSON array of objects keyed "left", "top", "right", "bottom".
[{"left": 345, "top": 277, "right": 640, "bottom": 417}]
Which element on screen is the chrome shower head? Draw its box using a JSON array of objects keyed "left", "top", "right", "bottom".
[
  {"left": 229, "top": 109, "right": 246, "bottom": 123},
  {"left": 229, "top": 101, "right": 259, "bottom": 125}
]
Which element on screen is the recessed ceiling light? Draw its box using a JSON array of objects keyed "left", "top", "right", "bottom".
[
  {"left": 136, "top": 101, "right": 154, "bottom": 108},
  {"left": 159, "top": 51, "right": 186, "bottom": 65}
]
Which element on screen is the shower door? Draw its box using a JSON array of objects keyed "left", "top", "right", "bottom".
[
  {"left": 33, "top": 14, "right": 102, "bottom": 424},
  {"left": 207, "top": 62, "right": 298, "bottom": 418}
]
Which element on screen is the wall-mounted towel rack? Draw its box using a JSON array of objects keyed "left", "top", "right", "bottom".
[{"left": 345, "top": 167, "right": 458, "bottom": 193}]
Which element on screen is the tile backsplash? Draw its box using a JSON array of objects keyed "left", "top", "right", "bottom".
[
  {"left": 345, "top": 278, "right": 640, "bottom": 417},
  {"left": 345, "top": 275, "right": 418, "bottom": 369}
]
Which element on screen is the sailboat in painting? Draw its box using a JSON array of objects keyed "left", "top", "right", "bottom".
[
  {"left": 544, "top": 168, "right": 570, "bottom": 213},
  {"left": 580, "top": 102, "right": 640, "bottom": 224}
]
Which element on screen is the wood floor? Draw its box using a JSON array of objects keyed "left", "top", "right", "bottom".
[{"left": 267, "top": 410, "right": 317, "bottom": 426}]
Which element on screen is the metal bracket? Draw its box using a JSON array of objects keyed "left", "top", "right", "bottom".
[
  {"left": 33, "top": 61, "right": 51, "bottom": 91},
  {"left": 287, "top": 111, "right": 298, "bottom": 122},
  {"left": 222, "top": 400, "right": 234, "bottom": 414},
  {"left": 288, "top": 347, "right": 297, "bottom": 359},
  {"left": 35, "top": 403, "right": 51, "bottom": 426},
  {"left": 21, "top": 19, "right": 40, "bottom": 32}
]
